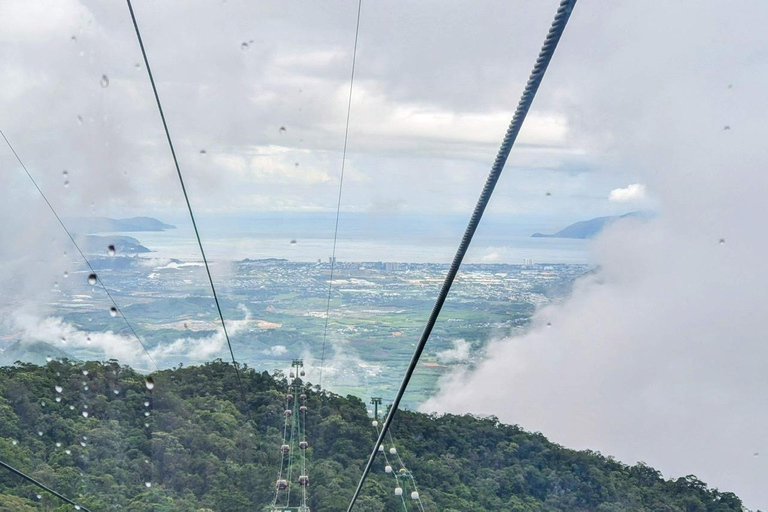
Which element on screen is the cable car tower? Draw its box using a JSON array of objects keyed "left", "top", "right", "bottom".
[{"left": 269, "top": 359, "right": 310, "bottom": 512}]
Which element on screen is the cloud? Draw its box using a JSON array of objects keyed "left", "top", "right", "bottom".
[
  {"left": 436, "top": 339, "right": 471, "bottom": 364},
  {"left": 263, "top": 345, "right": 287, "bottom": 356},
  {"left": 608, "top": 183, "right": 646, "bottom": 203},
  {"left": 148, "top": 305, "right": 251, "bottom": 361}
]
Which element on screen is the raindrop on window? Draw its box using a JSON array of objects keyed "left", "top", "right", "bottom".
[
  {"left": 145, "top": 376, "right": 155, "bottom": 391},
  {"left": 100, "top": 75, "right": 109, "bottom": 88},
  {"left": 110, "top": 307, "right": 117, "bottom": 317},
  {"left": 107, "top": 245, "right": 116, "bottom": 256}
]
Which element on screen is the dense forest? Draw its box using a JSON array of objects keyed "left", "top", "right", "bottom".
[{"left": 0, "top": 360, "right": 749, "bottom": 512}]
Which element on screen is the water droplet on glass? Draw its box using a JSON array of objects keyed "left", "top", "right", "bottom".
[
  {"left": 55, "top": 385, "right": 63, "bottom": 393},
  {"left": 145, "top": 376, "right": 155, "bottom": 390},
  {"left": 82, "top": 411, "right": 89, "bottom": 418},
  {"left": 100, "top": 75, "right": 109, "bottom": 88},
  {"left": 279, "top": 126, "right": 286, "bottom": 134},
  {"left": 110, "top": 307, "right": 117, "bottom": 317},
  {"left": 107, "top": 245, "right": 116, "bottom": 257},
  {"left": 240, "top": 42, "right": 249, "bottom": 51},
  {"left": 145, "top": 482, "right": 152, "bottom": 488}
]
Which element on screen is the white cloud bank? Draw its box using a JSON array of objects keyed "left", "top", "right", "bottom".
[{"left": 608, "top": 183, "right": 646, "bottom": 203}]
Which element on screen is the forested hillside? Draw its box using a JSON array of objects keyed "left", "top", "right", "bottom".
[{"left": 0, "top": 361, "right": 747, "bottom": 512}]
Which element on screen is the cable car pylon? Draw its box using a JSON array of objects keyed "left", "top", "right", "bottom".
[{"left": 269, "top": 359, "right": 310, "bottom": 512}]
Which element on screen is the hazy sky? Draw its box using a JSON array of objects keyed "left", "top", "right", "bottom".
[{"left": 2, "top": 0, "right": 768, "bottom": 509}]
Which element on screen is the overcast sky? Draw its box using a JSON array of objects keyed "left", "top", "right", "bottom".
[{"left": 2, "top": 0, "right": 768, "bottom": 509}]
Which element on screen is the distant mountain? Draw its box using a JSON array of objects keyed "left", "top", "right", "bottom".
[
  {"left": 0, "top": 341, "right": 69, "bottom": 367},
  {"left": 532, "top": 212, "right": 646, "bottom": 239},
  {"left": 67, "top": 216, "right": 176, "bottom": 234},
  {"left": 78, "top": 235, "right": 150, "bottom": 255}
]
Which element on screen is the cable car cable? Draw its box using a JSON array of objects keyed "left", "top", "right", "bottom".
[
  {"left": 125, "top": 0, "right": 245, "bottom": 395},
  {"left": 345, "top": 1, "right": 577, "bottom": 509},
  {"left": 0, "top": 459, "right": 92, "bottom": 512},
  {"left": 0, "top": 129, "right": 158, "bottom": 372},
  {"left": 319, "top": 0, "right": 363, "bottom": 388}
]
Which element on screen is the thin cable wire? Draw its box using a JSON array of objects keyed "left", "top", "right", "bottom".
[
  {"left": 0, "top": 459, "right": 92, "bottom": 512},
  {"left": 345, "top": 1, "right": 577, "bottom": 510},
  {"left": 0, "top": 129, "right": 158, "bottom": 372},
  {"left": 319, "top": 0, "right": 363, "bottom": 388},
  {"left": 125, "top": 0, "right": 244, "bottom": 394}
]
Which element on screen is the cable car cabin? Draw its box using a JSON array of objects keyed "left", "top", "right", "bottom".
[
  {"left": 389, "top": 447, "right": 397, "bottom": 455},
  {"left": 300, "top": 394, "right": 307, "bottom": 401},
  {"left": 299, "top": 441, "right": 309, "bottom": 450},
  {"left": 284, "top": 409, "right": 292, "bottom": 417},
  {"left": 394, "top": 487, "right": 403, "bottom": 496},
  {"left": 289, "top": 372, "right": 295, "bottom": 378},
  {"left": 298, "top": 475, "right": 309, "bottom": 486},
  {"left": 275, "top": 479, "right": 288, "bottom": 491},
  {"left": 300, "top": 370, "right": 305, "bottom": 376},
  {"left": 280, "top": 444, "right": 290, "bottom": 454},
  {"left": 299, "top": 405, "right": 307, "bottom": 412},
  {"left": 411, "top": 491, "right": 420, "bottom": 500},
  {"left": 385, "top": 465, "right": 392, "bottom": 473}
]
